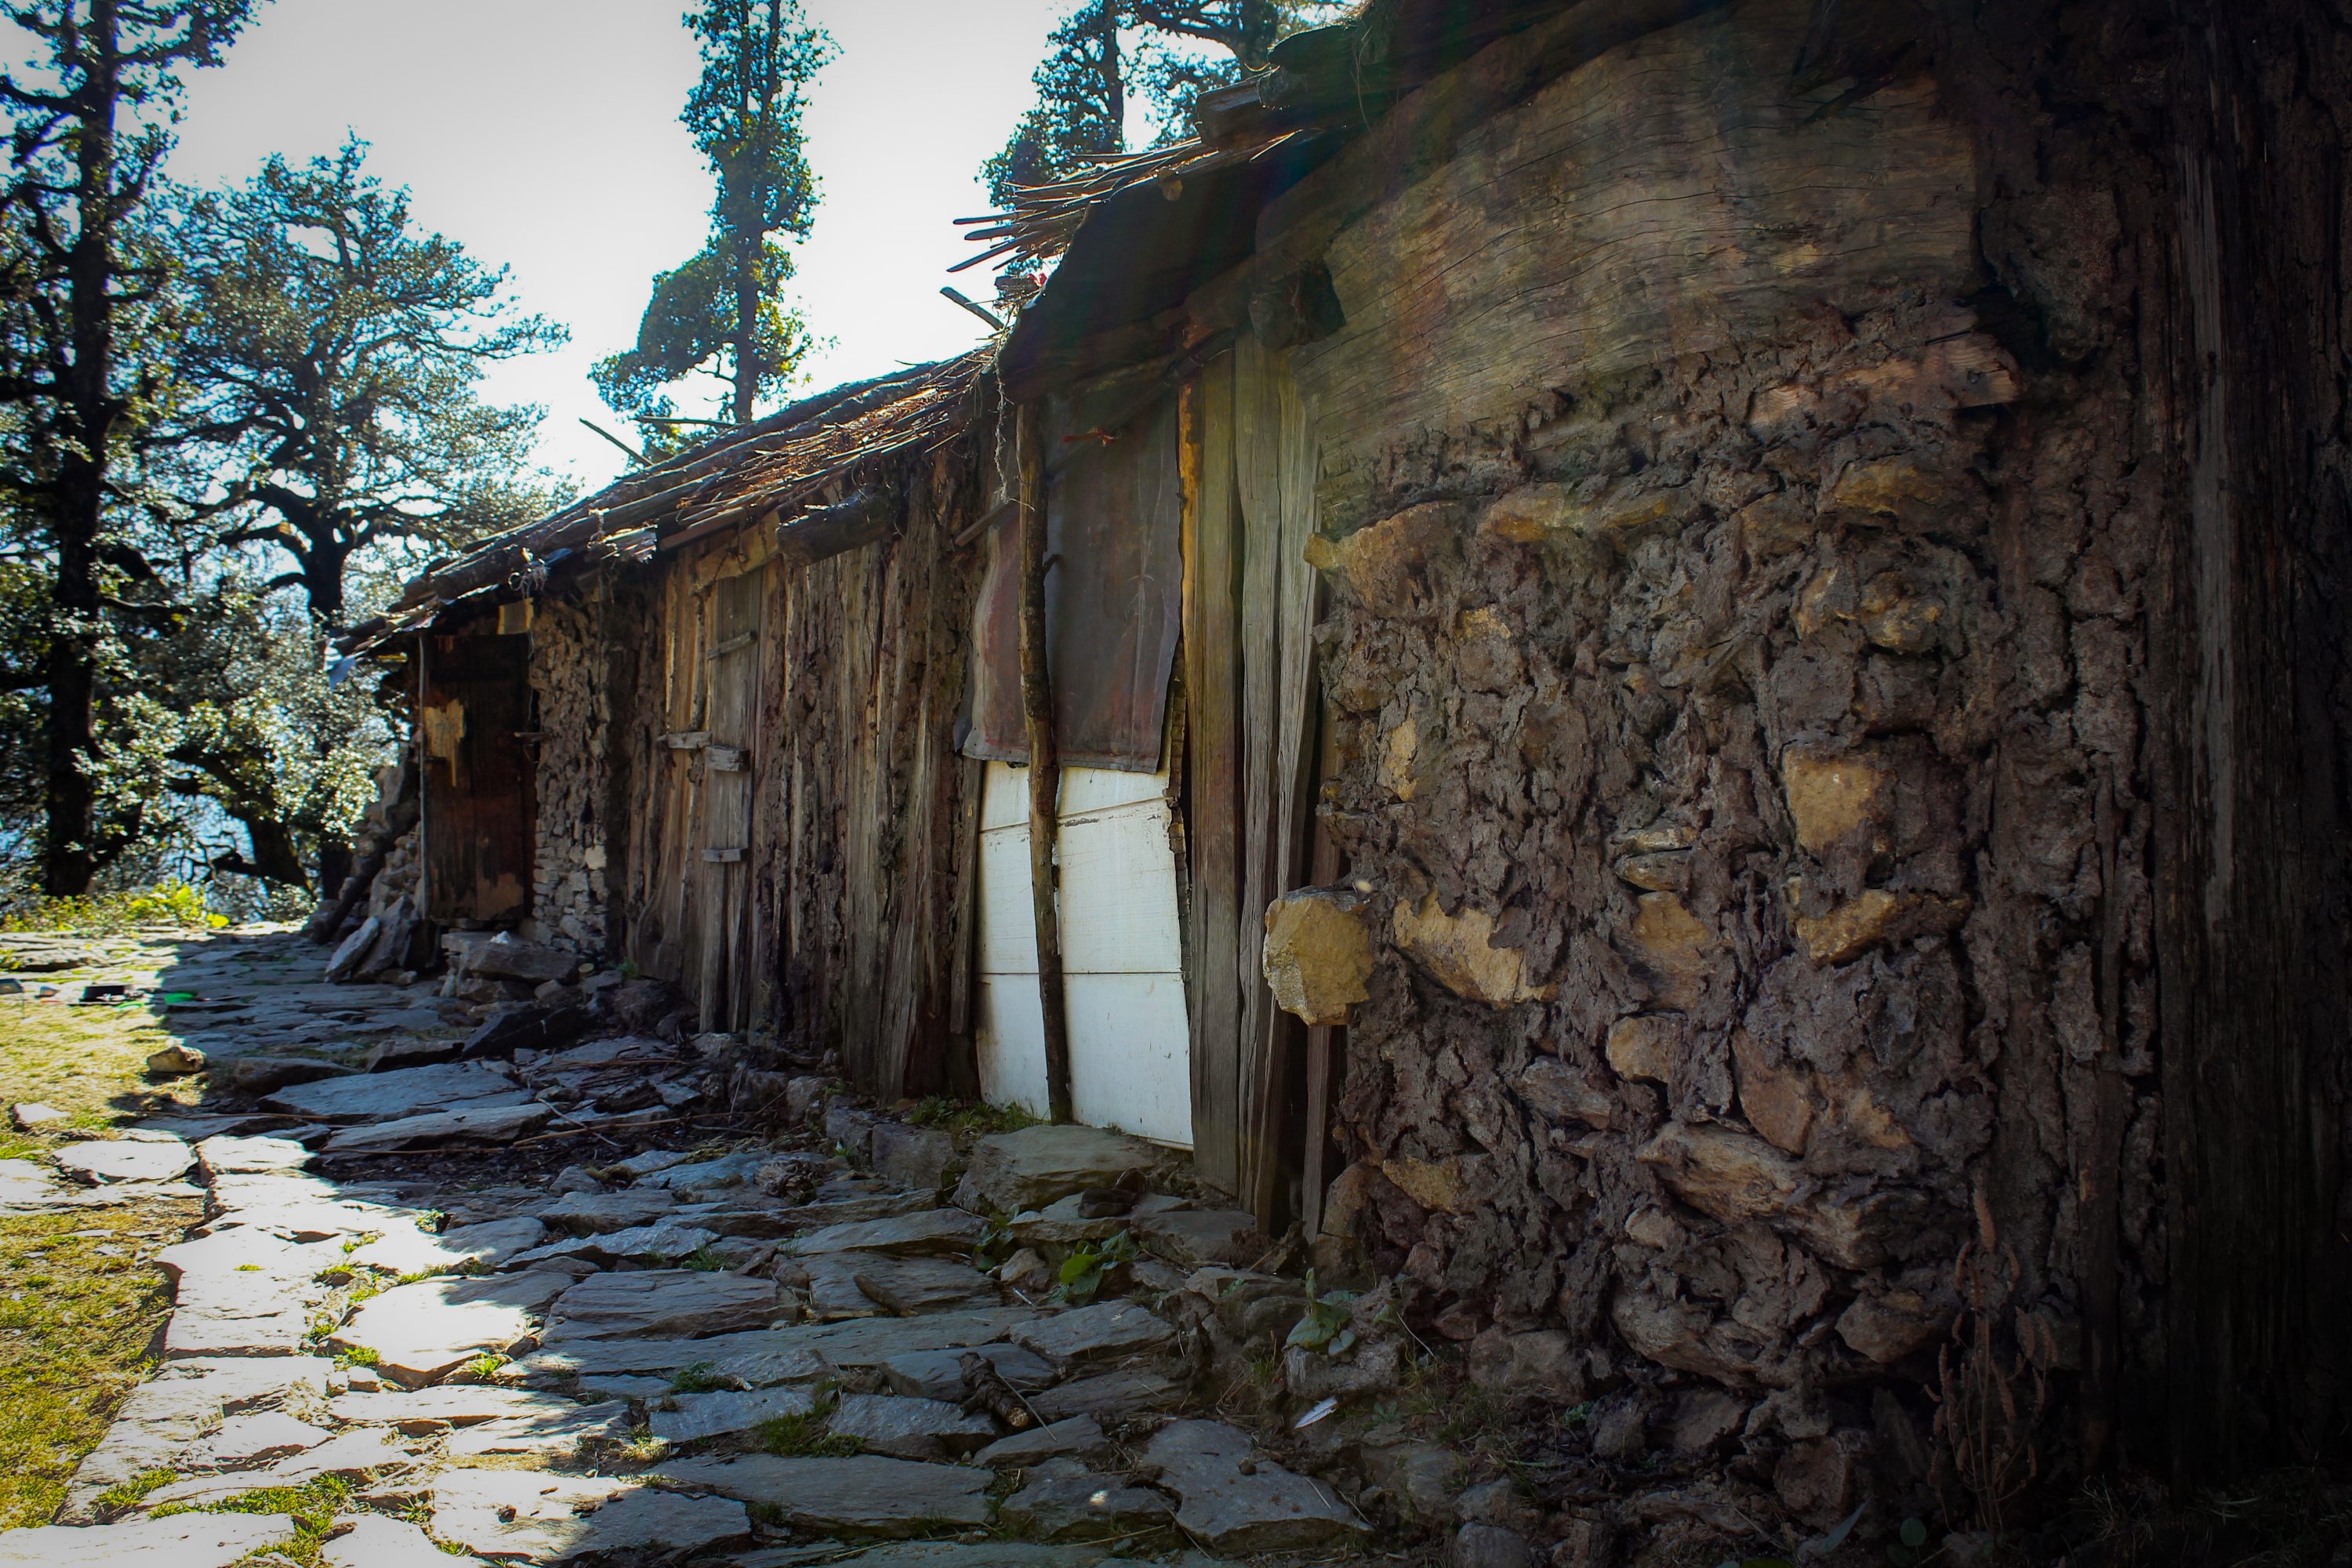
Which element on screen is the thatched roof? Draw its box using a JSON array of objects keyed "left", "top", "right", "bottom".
[{"left": 339, "top": 350, "right": 987, "bottom": 658}]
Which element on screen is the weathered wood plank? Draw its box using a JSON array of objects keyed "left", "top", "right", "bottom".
[{"left": 1184, "top": 358, "right": 1245, "bottom": 1195}]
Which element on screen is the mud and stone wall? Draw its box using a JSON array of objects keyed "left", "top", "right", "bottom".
[
  {"left": 522, "top": 590, "right": 614, "bottom": 957},
  {"left": 1279, "top": 0, "right": 2172, "bottom": 1522}
]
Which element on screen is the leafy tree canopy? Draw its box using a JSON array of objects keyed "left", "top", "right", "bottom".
[
  {"left": 171, "top": 138, "right": 568, "bottom": 626},
  {"left": 982, "top": 1, "right": 1347, "bottom": 209},
  {"left": 597, "top": 0, "right": 834, "bottom": 441}
]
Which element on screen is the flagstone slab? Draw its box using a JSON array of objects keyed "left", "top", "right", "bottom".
[
  {"left": 880, "top": 1343, "right": 1054, "bottom": 1402},
  {"left": 1010, "top": 1301, "right": 1174, "bottom": 1367},
  {"left": 541, "top": 1269, "right": 779, "bottom": 1342},
  {"left": 329, "top": 1385, "right": 586, "bottom": 1434},
  {"left": 193, "top": 1135, "right": 311, "bottom": 1177},
  {"left": 61, "top": 1357, "right": 331, "bottom": 1517},
  {"left": 953, "top": 1124, "right": 1169, "bottom": 1214},
  {"left": 320, "top": 1515, "right": 484, "bottom": 1568},
  {"left": 177, "top": 1410, "right": 332, "bottom": 1472},
  {"left": 143, "top": 1427, "right": 415, "bottom": 1509},
  {"left": 323, "top": 1101, "right": 552, "bottom": 1154},
  {"left": 783, "top": 1209, "right": 984, "bottom": 1258},
  {"left": 428, "top": 1470, "right": 751, "bottom": 1563},
  {"left": 648, "top": 1383, "right": 820, "bottom": 1443},
  {"left": 0, "top": 1515, "right": 297, "bottom": 1566},
  {"left": 1142, "top": 1418, "right": 1367, "bottom": 1553},
  {"left": 1027, "top": 1367, "right": 1185, "bottom": 1424},
  {"left": 56, "top": 1137, "right": 192, "bottom": 1185},
  {"left": 331, "top": 1269, "right": 574, "bottom": 1387},
  {"left": 0, "top": 1158, "right": 78, "bottom": 1209},
  {"left": 442, "top": 1397, "right": 630, "bottom": 1457},
  {"left": 972, "top": 1414, "right": 1115, "bottom": 1469},
  {"left": 510, "top": 1220, "right": 718, "bottom": 1269},
  {"left": 652, "top": 1454, "right": 993, "bottom": 1537},
  {"left": 262, "top": 1060, "right": 526, "bottom": 1122},
  {"left": 827, "top": 1393, "right": 998, "bottom": 1460},
  {"left": 533, "top": 1188, "right": 678, "bottom": 1232},
  {"left": 347, "top": 1216, "right": 546, "bottom": 1276}
]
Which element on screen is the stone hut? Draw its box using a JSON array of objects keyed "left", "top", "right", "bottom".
[
  {"left": 339, "top": 356, "right": 1000, "bottom": 1096},
  {"left": 343, "top": 0, "right": 2352, "bottom": 1507}
]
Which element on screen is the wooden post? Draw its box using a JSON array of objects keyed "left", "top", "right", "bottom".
[{"left": 1016, "top": 401, "right": 1073, "bottom": 1124}]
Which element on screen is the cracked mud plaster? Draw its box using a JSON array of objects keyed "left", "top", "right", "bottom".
[{"left": 1309, "top": 282, "right": 2161, "bottom": 1484}]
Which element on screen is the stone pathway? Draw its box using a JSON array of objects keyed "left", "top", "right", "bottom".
[{"left": 0, "top": 930, "right": 1393, "bottom": 1566}]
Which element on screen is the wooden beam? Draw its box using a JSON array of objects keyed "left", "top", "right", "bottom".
[
  {"left": 773, "top": 485, "right": 899, "bottom": 568},
  {"left": 1017, "top": 401, "right": 1074, "bottom": 1125}
]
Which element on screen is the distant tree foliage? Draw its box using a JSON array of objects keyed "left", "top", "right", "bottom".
[
  {"left": 0, "top": 10, "right": 572, "bottom": 907},
  {"left": 596, "top": 0, "right": 835, "bottom": 441},
  {"left": 982, "top": 0, "right": 1347, "bottom": 209},
  {"left": 0, "top": 0, "right": 260, "bottom": 895},
  {"left": 173, "top": 139, "right": 568, "bottom": 627}
]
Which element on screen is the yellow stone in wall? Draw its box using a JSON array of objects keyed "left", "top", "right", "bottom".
[
  {"left": 1605, "top": 1014, "right": 1682, "bottom": 1087},
  {"left": 1628, "top": 893, "right": 1715, "bottom": 1011},
  {"left": 1826, "top": 456, "right": 1938, "bottom": 518},
  {"left": 1391, "top": 893, "right": 1554, "bottom": 1006},
  {"left": 1379, "top": 713, "right": 1417, "bottom": 801},
  {"left": 1262, "top": 887, "right": 1375, "bottom": 1027},
  {"left": 1781, "top": 750, "right": 1888, "bottom": 853}
]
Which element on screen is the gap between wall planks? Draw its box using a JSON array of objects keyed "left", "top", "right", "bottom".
[{"left": 1018, "top": 400, "right": 1075, "bottom": 1124}]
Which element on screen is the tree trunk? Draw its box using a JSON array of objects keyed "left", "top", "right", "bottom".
[
  {"left": 302, "top": 531, "right": 349, "bottom": 626},
  {"left": 42, "top": 0, "right": 125, "bottom": 897},
  {"left": 1094, "top": 0, "right": 1124, "bottom": 151}
]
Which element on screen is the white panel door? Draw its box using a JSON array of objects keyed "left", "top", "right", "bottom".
[{"left": 975, "top": 761, "right": 1192, "bottom": 1146}]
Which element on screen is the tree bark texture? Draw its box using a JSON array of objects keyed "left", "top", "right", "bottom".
[{"left": 42, "top": 0, "right": 128, "bottom": 896}]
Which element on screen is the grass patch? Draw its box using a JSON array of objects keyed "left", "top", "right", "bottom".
[
  {"left": 678, "top": 1245, "right": 728, "bottom": 1272},
  {"left": 905, "top": 1095, "right": 1038, "bottom": 1145},
  {"left": 335, "top": 1345, "right": 379, "bottom": 1370},
  {"left": 0, "top": 965, "right": 212, "bottom": 1527},
  {"left": 0, "top": 1192, "right": 195, "bottom": 1527},
  {"left": 668, "top": 1361, "right": 733, "bottom": 1393},
  {"left": 156, "top": 1475, "right": 351, "bottom": 1566},
  {"left": 94, "top": 1468, "right": 176, "bottom": 1516},
  {"left": 0, "top": 881, "right": 230, "bottom": 938},
  {"left": 757, "top": 1391, "right": 859, "bottom": 1458}
]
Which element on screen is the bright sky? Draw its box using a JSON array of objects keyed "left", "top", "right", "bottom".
[{"left": 171, "top": 0, "right": 1069, "bottom": 491}]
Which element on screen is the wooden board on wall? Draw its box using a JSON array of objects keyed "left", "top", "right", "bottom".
[
  {"left": 1286, "top": 0, "right": 1978, "bottom": 517},
  {"left": 422, "top": 633, "right": 535, "bottom": 924}
]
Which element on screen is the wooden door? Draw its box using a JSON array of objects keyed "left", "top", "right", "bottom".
[
  {"left": 693, "top": 568, "right": 764, "bottom": 1029},
  {"left": 420, "top": 633, "right": 534, "bottom": 924}
]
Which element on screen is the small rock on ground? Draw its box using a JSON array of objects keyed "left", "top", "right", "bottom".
[{"left": 953, "top": 1123, "right": 1167, "bottom": 1213}]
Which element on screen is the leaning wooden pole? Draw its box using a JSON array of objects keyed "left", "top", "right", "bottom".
[{"left": 1016, "top": 400, "right": 1074, "bottom": 1124}]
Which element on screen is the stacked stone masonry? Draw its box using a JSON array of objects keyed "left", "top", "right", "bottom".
[
  {"left": 1294, "top": 0, "right": 2165, "bottom": 1512},
  {"left": 524, "top": 593, "right": 613, "bottom": 959}
]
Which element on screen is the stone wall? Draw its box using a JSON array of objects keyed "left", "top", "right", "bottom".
[
  {"left": 521, "top": 590, "right": 613, "bottom": 957},
  {"left": 1281, "top": 0, "right": 2166, "bottom": 1519}
]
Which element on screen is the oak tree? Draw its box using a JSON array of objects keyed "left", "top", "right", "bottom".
[{"left": 172, "top": 138, "right": 566, "bottom": 627}]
